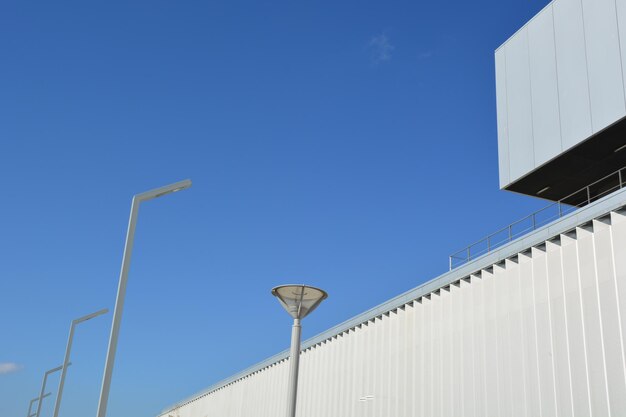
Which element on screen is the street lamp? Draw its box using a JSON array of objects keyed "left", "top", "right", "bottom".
[
  {"left": 52, "top": 308, "right": 109, "bottom": 417},
  {"left": 34, "top": 364, "right": 71, "bottom": 417},
  {"left": 271, "top": 284, "right": 328, "bottom": 417},
  {"left": 27, "top": 392, "right": 50, "bottom": 417},
  {"left": 95, "top": 179, "right": 192, "bottom": 417}
]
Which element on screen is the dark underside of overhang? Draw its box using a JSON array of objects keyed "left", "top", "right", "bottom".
[{"left": 506, "top": 115, "right": 626, "bottom": 206}]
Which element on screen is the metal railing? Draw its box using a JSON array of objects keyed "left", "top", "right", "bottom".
[{"left": 449, "top": 167, "right": 626, "bottom": 270}]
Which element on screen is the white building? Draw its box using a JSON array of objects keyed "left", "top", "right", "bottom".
[{"left": 159, "top": 1, "right": 626, "bottom": 415}]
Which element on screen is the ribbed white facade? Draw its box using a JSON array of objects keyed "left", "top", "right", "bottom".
[{"left": 161, "top": 204, "right": 626, "bottom": 417}]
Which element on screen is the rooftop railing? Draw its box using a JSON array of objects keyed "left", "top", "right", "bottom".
[{"left": 449, "top": 166, "right": 626, "bottom": 270}]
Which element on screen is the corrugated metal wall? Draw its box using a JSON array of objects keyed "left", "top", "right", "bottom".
[{"left": 161, "top": 208, "right": 626, "bottom": 417}]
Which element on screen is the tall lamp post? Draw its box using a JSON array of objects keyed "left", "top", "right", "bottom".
[
  {"left": 52, "top": 308, "right": 109, "bottom": 417},
  {"left": 26, "top": 392, "right": 50, "bottom": 417},
  {"left": 95, "top": 179, "right": 192, "bottom": 417},
  {"left": 272, "top": 284, "right": 328, "bottom": 417},
  {"left": 34, "top": 364, "right": 71, "bottom": 417}
]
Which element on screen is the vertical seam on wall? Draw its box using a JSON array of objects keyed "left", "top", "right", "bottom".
[
  {"left": 514, "top": 264, "right": 530, "bottom": 417},
  {"left": 422, "top": 295, "right": 433, "bottom": 415},
  {"left": 431, "top": 296, "right": 437, "bottom": 416},
  {"left": 507, "top": 264, "right": 528, "bottom": 415},
  {"left": 353, "top": 325, "right": 359, "bottom": 416},
  {"left": 608, "top": 220, "right": 626, "bottom": 400},
  {"left": 418, "top": 302, "right": 424, "bottom": 416},
  {"left": 558, "top": 241, "right": 576, "bottom": 417},
  {"left": 468, "top": 281, "right": 477, "bottom": 417},
  {"left": 490, "top": 273, "right": 502, "bottom": 416},
  {"left": 440, "top": 292, "right": 445, "bottom": 414},
  {"left": 526, "top": 26, "right": 537, "bottom": 168},
  {"left": 496, "top": 270, "right": 507, "bottom": 416},
  {"left": 381, "top": 312, "right": 388, "bottom": 415},
  {"left": 575, "top": 230, "right": 594, "bottom": 416},
  {"left": 530, "top": 253, "right": 545, "bottom": 417},
  {"left": 409, "top": 306, "right": 413, "bottom": 415},
  {"left": 480, "top": 278, "right": 489, "bottom": 415},
  {"left": 459, "top": 288, "right": 465, "bottom": 416},
  {"left": 505, "top": 266, "right": 516, "bottom": 415},
  {"left": 451, "top": 291, "right": 458, "bottom": 416},
  {"left": 463, "top": 282, "right": 472, "bottom": 417},
  {"left": 376, "top": 317, "right": 383, "bottom": 417},
  {"left": 340, "top": 327, "right": 347, "bottom": 415},
  {"left": 551, "top": 4, "right": 565, "bottom": 152},
  {"left": 503, "top": 48, "right": 512, "bottom": 184},
  {"left": 613, "top": 0, "right": 626, "bottom": 111},
  {"left": 450, "top": 289, "right": 460, "bottom": 416},
  {"left": 543, "top": 251, "right": 560, "bottom": 415},
  {"left": 580, "top": 0, "right": 596, "bottom": 131},
  {"left": 402, "top": 307, "right": 408, "bottom": 416},
  {"left": 591, "top": 228, "right": 613, "bottom": 416}
]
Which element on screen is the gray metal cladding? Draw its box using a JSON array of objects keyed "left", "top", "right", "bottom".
[
  {"left": 528, "top": 6, "right": 561, "bottom": 167},
  {"left": 496, "top": 0, "right": 626, "bottom": 188},
  {"left": 160, "top": 207, "right": 626, "bottom": 417},
  {"left": 504, "top": 28, "right": 535, "bottom": 182},
  {"left": 495, "top": 47, "right": 510, "bottom": 187},
  {"left": 552, "top": 0, "right": 592, "bottom": 151}
]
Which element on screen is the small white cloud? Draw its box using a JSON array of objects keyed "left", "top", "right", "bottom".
[
  {"left": 0, "top": 362, "right": 22, "bottom": 375},
  {"left": 418, "top": 51, "right": 433, "bottom": 59},
  {"left": 369, "top": 34, "right": 394, "bottom": 63}
]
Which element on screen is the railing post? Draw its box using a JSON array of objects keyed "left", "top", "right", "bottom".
[{"left": 449, "top": 167, "right": 624, "bottom": 273}]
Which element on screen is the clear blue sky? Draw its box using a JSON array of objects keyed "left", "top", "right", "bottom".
[{"left": 1, "top": 1, "right": 550, "bottom": 416}]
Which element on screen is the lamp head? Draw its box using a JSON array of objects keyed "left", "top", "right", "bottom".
[
  {"left": 271, "top": 284, "right": 328, "bottom": 320},
  {"left": 74, "top": 308, "right": 109, "bottom": 325},
  {"left": 136, "top": 179, "right": 192, "bottom": 202}
]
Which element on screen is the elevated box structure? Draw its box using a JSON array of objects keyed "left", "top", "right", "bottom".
[{"left": 496, "top": 0, "right": 626, "bottom": 202}]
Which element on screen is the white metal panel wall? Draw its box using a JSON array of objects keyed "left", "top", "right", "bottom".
[
  {"left": 617, "top": 0, "right": 626, "bottom": 99},
  {"left": 528, "top": 6, "right": 561, "bottom": 167},
  {"left": 496, "top": 0, "right": 626, "bottom": 188},
  {"left": 553, "top": 0, "right": 593, "bottom": 151},
  {"left": 504, "top": 28, "right": 535, "bottom": 181},
  {"left": 581, "top": 0, "right": 626, "bottom": 130},
  {"left": 160, "top": 208, "right": 626, "bottom": 417},
  {"left": 495, "top": 49, "right": 510, "bottom": 188}
]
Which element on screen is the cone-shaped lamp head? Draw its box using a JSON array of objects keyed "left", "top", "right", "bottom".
[{"left": 272, "top": 284, "right": 328, "bottom": 320}]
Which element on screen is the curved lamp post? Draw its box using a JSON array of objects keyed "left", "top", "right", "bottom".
[
  {"left": 34, "top": 364, "right": 71, "bottom": 417},
  {"left": 95, "top": 179, "right": 192, "bottom": 417},
  {"left": 272, "top": 284, "right": 328, "bottom": 417},
  {"left": 52, "top": 308, "right": 108, "bottom": 417},
  {"left": 26, "top": 392, "right": 50, "bottom": 417}
]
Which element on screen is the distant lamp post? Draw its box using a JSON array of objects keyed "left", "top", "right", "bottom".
[
  {"left": 272, "top": 284, "right": 328, "bottom": 417},
  {"left": 96, "top": 179, "right": 192, "bottom": 417},
  {"left": 27, "top": 392, "right": 50, "bottom": 417},
  {"left": 52, "top": 308, "right": 108, "bottom": 417},
  {"left": 35, "top": 364, "right": 71, "bottom": 417}
]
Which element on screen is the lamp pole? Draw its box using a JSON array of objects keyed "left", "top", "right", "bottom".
[
  {"left": 286, "top": 317, "right": 302, "bottom": 416},
  {"left": 52, "top": 308, "right": 109, "bottom": 417},
  {"left": 26, "top": 393, "right": 50, "bottom": 417},
  {"left": 95, "top": 179, "right": 192, "bottom": 417},
  {"left": 271, "top": 284, "right": 328, "bottom": 417},
  {"left": 35, "top": 364, "right": 71, "bottom": 417}
]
